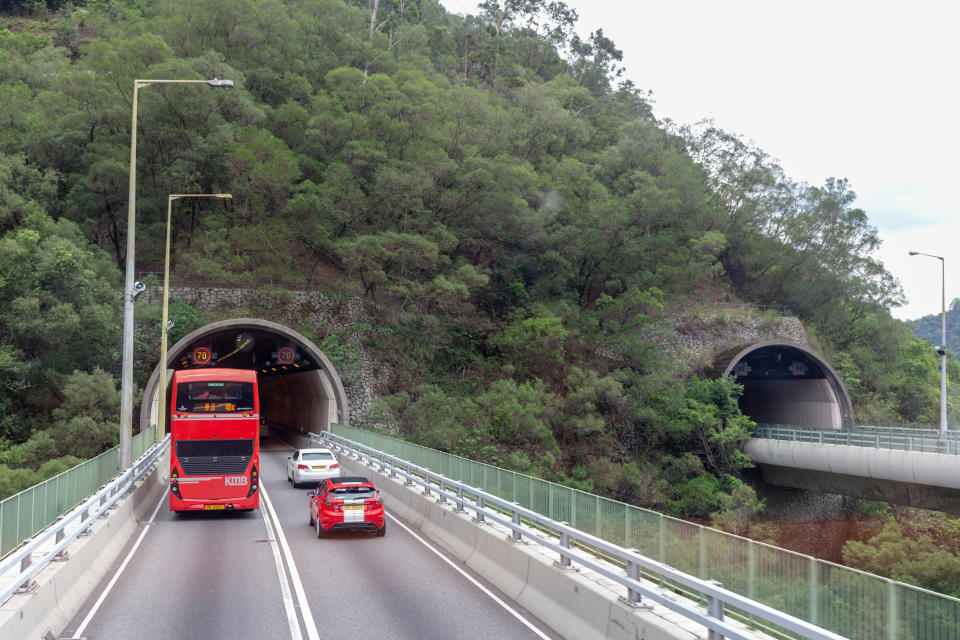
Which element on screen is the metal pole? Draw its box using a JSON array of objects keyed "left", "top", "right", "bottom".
[
  {"left": 941, "top": 256, "right": 947, "bottom": 433},
  {"left": 157, "top": 195, "right": 174, "bottom": 443},
  {"left": 119, "top": 80, "right": 141, "bottom": 470},
  {"left": 119, "top": 79, "right": 233, "bottom": 465},
  {"left": 909, "top": 251, "right": 948, "bottom": 434},
  {"left": 157, "top": 194, "right": 230, "bottom": 443}
]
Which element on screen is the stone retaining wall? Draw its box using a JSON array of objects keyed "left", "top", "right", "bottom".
[
  {"left": 140, "top": 286, "right": 385, "bottom": 422},
  {"left": 659, "top": 312, "right": 809, "bottom": 369}
]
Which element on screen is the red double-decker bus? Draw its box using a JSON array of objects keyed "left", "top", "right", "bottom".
[{"left": 169, "top": 368, "right": 260, "bottom": 511}]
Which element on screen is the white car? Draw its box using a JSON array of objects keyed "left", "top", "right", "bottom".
[{"left": 287, "top": 448, "right": 341, "bottom": 487}]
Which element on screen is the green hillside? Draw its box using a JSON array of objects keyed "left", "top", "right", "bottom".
[
  {"left": 909, "top": 298, "right": 960, "bottom": 360},
  {"left": 1, "top": 0, "right": 958, "bottom": 590}
]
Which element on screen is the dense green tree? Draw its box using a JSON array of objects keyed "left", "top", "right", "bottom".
[
  {"left": 843, "top": 516, "right": 960, "bottom": 597},
  {"left": 0, "top": 155, "right": 120, "bottom": 444}
]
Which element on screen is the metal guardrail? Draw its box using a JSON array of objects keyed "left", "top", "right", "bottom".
[
  {"left": 0, "top": 425, "right": 159, "bottom": 557},
  {"left": 753, "top": 424, "right": 960, "bottom": 455},
  {"left": 329, "top": 424, "right": 960, "bottom": 640},
  {"left": 0, "top": 435, "right": 169, "bottom": 606},
  {"left": 315, "top": 431, "right": 844, "bottom": 640}
]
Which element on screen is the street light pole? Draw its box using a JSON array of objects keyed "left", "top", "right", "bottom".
[
  {"left": 119, "top": 78, "right": 233, "bottom": 469},
  {"left": 909, "top": 250, "right": 948, "bottom": 433},
  {"left": 156, "top": 193, "right": 232, "bottom": 443}
]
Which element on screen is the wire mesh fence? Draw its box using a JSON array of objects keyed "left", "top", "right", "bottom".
[
  {"left": 0, "top": 426, "right": 155, "bottom": 558},
  {"left": 332, "top": 423, "right": 960, "bottom": 640}
]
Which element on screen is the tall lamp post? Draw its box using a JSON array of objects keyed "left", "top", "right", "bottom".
[
  {"left": 120, "top": 78, "right": 233, "bottom": 469},
  {"left": 156, "top": 193, "right": 232, "bottom": 443},
  {"left": 908, "top": 250, "right": 948, "bottom": 433}
]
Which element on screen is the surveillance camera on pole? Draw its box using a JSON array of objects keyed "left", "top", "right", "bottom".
[{"left": 131, "top": 281, "right": 146, "bottom": 298}]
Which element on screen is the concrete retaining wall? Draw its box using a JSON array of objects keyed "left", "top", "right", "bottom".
[{"left": 0, "top": 451, "right": 169, "bottom": 640}]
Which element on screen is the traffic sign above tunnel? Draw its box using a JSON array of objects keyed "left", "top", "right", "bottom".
[
  {"left": 710, "top": 341, "right": 855, "bottom": 429},
  {"left": 141, "top": 318, "right": 350, "bottom": 436},
  {"left": 176, "top": 326, "right": 318, "bottom": 377}
]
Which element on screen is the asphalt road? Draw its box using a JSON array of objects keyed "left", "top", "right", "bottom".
[{"left": 58, "top": 437, "right": 561, "bottom": 640}]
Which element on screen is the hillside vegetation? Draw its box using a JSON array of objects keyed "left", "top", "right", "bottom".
[
  {"left": 911, "top": 298, "right": 960, "bottom": 362},
  {"left": 1, "top": 0, "right": 959, "bottom": 588}
]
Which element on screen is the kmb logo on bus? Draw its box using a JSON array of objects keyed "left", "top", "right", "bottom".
[{"left": 224, "top": 476, "right": 249, "bottom": 486}]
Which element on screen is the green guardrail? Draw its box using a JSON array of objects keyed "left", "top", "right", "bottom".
[
  {"left": 332, "top": 423, "right": 960, "bottom": 640},
  {"left": 753, "top": 423, "right": 960, "bottom": 455},
  {"left": 0, "top": 426, "right": 156, "bottom": 558}
]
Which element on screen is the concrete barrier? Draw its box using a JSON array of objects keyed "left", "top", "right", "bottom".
[
  {"left": 336, "top": 453, "right": 715, "bottom": 640},
  {"left": 745, "top": 438, "right": 960, "bottom": 513},
  {"left": 0, "top": 450, "right": 169, "bottom": 640}
]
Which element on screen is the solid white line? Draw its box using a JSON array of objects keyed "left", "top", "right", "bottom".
[
  {"left": 70, "top": 490, "right": 166, "bottom": 639},
  {"left": 260, "top": 492, "right": 303, "bottom": 640},
  {"left": 386, "top": 512, "right": 553, "bottom": 640},
  {"left": 260, "top": 484, "right": 321, "bottom": 640}
]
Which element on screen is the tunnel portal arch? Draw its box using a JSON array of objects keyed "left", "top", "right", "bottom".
[
  {"left": 711, "top": 341, "right": 854, "bottom": 429},
  {"left": 140, "top": 318, "right": 350, "bottom": 436}
]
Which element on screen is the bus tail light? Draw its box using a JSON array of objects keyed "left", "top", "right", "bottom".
[
  {"left": 247, "top": 465, "right": 258, "bottom": 497},
  {"left": 170, "top": 466, "right": 182, "bottom": 499}
]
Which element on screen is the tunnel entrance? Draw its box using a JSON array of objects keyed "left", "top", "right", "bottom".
[
  {"left": 712, "top": 341, "right": 854, "bottom": 429},
  {"left": 140, "top": 319, "right": 350, "bottom": 436}
]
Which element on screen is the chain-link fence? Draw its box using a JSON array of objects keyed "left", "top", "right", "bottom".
[
  {"left": 332, "top": 424, "right": 960, "bottom": 640},
  {"left": 0, "top": 426, "right": 156, "bottom": 558}
]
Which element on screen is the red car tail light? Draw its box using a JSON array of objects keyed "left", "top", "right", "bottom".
[
  {"left": 373, "top": 491, "right": 382, "bottom": 506},
  {"left": 323, "top": 493, "right": 333, "bottom": 507},
  {"left": 330, "top": 463, "right": 339, "bottom": 469},
  {"left": 298, "top": 464, "right": 309, "bottom": 470}
]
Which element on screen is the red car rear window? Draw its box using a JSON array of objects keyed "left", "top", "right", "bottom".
[{"left": 330, "top": 486, "right": 376, "bottom": 499}]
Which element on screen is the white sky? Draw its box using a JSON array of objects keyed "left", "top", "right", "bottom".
[{"left": 440, "top": 0, "right": 960, "bottom": 321}]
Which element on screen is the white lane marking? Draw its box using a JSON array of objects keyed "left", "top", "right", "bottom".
[
  {"left": 260, "top": 484, "right": 321, "bottom": 640},
  {"left": 260, "top": 492, "right": 303, "bottom": 640},
  {"left": 70, "top": 490, "right": 166, "bottom": 639},
  {"left": 387, "top": 513, "right": 553, "bottom": 640}
]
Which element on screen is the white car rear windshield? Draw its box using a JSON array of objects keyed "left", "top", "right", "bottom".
[{"left": 302, "top": 452, "right": 334, "bottom": 462}]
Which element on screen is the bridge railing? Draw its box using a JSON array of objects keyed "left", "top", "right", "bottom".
[
  {"left": 0, "top": 426, "right": 158, "bottom": 558},
  {"left": 0, "top": 433, "right": 168, "bottom": 605},
  {"left": 317, "top": 430, "right": 844, "bottom": 640},
  {"left": 329, "top": 424, "right": 960, "bottom": 640},
  {"left": 753, "top": 423, "right": 960, "bottom": 455}
]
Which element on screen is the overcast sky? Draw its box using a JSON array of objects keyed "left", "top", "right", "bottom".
[{"left": 440, "top": 0, "right": 960, "bottom": 321}]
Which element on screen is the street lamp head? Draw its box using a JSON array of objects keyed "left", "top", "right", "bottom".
[
  {"left": 207, "top": 78, "right": 234, "bottom": 88},
  {"left": 214, "top": 193, "right": 233, "bottom": 199},
  {"left": 909, "top": 251, "right": 919, "bottom": 256}
]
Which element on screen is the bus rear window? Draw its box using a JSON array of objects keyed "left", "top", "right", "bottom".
[{"left": 175, "top": 381, "right": 255, "bottom": 413}]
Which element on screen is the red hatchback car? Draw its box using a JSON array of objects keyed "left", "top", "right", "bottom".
[{"left": 309, "top": 476, "right": 386, "bottom": 537}]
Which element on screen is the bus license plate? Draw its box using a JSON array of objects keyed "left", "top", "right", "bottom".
[
  {"left": 342, "top": 505, "right": 364, "bottom": 511},
  {"left": 204, "top": 504, "right": 226, "bottom": 510},
  {"left": 312, "top": 465, "right": 326, "bottom": 470}
]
